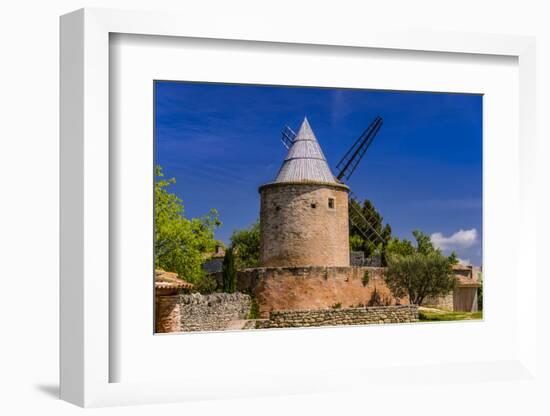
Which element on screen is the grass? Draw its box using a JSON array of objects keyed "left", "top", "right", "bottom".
[{"left": 419, "top": 309, "right": 483, "bottom": 322}]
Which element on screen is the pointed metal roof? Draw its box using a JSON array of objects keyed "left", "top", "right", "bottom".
[{"left": 274, "top": 118, "right": 338, "bottom": 184}]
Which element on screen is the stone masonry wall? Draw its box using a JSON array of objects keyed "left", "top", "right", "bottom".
[
  {"left": 424, "top": 293, "right": 454, "bottom": 311},
  {"left": 156, "top": 295, "right": 182, "bottom": 333},
  {"left": 256, "top": 305, "right": 418, "bottom": 329},
  {"left": 259, "top": 182, "right": 350, "bottom": 267},
  {"left": 237, "top": 266, "right": 409, "bottom": 318},
  {"left": 177, "top": 293, "right": 251, "bottom": 332}
]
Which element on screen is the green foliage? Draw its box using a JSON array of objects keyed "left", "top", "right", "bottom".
[
  {"left": 154, "top": 165, "right": 221, "bottom": 285},
  {"left": 222, "top": 248, "right": 237, "bottom": 293},
  {"left": 331, "top": 302, "right": 342, "bottom": 309},
  {"left": 230, "top": 220, "right": 260, "bottom": 269},
  {"left": 348, "top": 198, "right": 392, "bottom": 262},
  {"left": 477, "top": 273, "right": 483, "bottom": 311},
  {"left": 412, "top": 230, "right": 438, "bottom": 255},
  {"left": 385, "top": 237, "right": 415, "bottom": 258},
  {"left": 448, "top": 251, "right": 459, "bottom": 266},
  {"left": 383, "top": 230, "right": 459, "bottom": 306},
  {"left": 349, "top": 234, "right": 364, "bottom": 251},
  {"left": 248, "top": 297, "right": 259, "bottom": 319},
  {"left": 385, "top": 252, "right": 456, "bottom": 305},
  {"left": 195, "top": 275, "right": 218, "bottom": 294},
  {"left": 362, "top": 270, "right": 370, "bottom": 287},
  {"left": 385, "top": 230, "right": 457, "bottom": 263}
]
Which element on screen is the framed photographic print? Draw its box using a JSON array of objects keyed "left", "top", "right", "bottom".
[
  {"left": 60, "top": 7, "right": 538, "bottom": 408},
  {"left": 152, "top": 81, "right": 483, "bottom": 334}
]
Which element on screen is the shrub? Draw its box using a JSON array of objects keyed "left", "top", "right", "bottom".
[
  {"left": 195, "top": 274, "right": 218, "bottom": 294},
  {"left": 331, "top": 302, "right": 342, "bottom": 309},
  {"left": 367, "top": 288, "right": 382, "bottom": 306},
  {"left": 362, "top": 270, "right": 370, "bottom": 287},
  {"left": 248, "top": 297, "right": 259, "bottom": 319}
]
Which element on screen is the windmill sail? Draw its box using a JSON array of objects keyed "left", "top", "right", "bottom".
[
  {"left": 281, "top": 125, "right": 296, "bottom": 149},
  {"left": 336, "top": 116, "right": 386, "bottom": 247}
]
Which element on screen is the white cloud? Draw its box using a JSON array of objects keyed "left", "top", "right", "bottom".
[
  {"left": 431, "top": 228, "right": 477, "bottom": 251},
  {"left": 457, "top": 258, "right": 471, "bottom": 266}
]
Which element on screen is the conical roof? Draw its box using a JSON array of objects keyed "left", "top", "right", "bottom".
[{"left": 274, "top": 118, "right": 338, "bottom": 184}]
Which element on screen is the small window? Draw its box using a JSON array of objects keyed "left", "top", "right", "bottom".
[
  {"left": 311, "top": 203, "right": 317, "bottom": 209},
  {"left": 328, "top": 198, "right": 335, "bottom": 209}
]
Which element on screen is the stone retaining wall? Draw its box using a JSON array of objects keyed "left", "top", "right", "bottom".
[
  {"left": 236, "top": 266, "right": 409, "bottom": 318},
  {"left": 156, "top": 292, "right": 251, "bottom": 333},
  {"left": 256, "top": 305, "right": 418, "bottom": 329},
  {"left": 179, "top": 293, "right": 251, "bottom": 332}
]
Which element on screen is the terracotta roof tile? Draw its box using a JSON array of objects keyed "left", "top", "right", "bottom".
[{"left": 155, "top": 269, "right": 194, "bottom": 290}]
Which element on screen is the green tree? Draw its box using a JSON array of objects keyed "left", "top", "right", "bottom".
[
  {"left": 348, "top": 198, "right": 392, "bottom": 261},
  {"left": 222, "top": 248, "right": 237, "bottom": 293},
  {"left": 383, "top": 230, "right": 458, "bottom": 305},
  {"left": 385, "top": 252, "right": 456, "bottom": 305},
  {"left": 387, "top": 230, "right": 458, "bottom": 263},
  {"left": 385, "top": 237, "right": 415, "bottom": 258},
  {"left": 412, "top": 230, "right": 438, "bottom": 255},
  {"left": 154, "top": 165, "right": 221, "bottom": 284},
  {"left": 230, "top": 220, "right": 261, "bottom": 269}
]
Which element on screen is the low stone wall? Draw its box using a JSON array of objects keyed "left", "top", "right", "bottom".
[
  {"left": 236, "top": 266, "right": 408, "bottom": 318},
  {"left": 424, "top": 293, "right": 454, "bottom": 311},
  {"left": 179, "top": 293, "right": 251, "bottom": 332},
  {"left": 256, "top": 305, "right": 418, "bottom": 329},
  {"left": 156, "top": 292, "right": 251, "bottom": 333}
]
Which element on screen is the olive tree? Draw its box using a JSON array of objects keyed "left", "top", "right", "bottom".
[{"left": 385, "top": 252, "right": 456, "bottom": 305}]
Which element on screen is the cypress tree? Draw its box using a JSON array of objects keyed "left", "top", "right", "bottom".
[{"left": 222, "top": 248, "right": 237, "bottom": 293}]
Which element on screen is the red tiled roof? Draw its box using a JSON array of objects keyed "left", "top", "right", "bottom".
[
  {"left": 155, "top": 270, "right": 194, "bottom": 290},
  {"left": 455, "top": 275, "right": 481, "bottom": 287}
]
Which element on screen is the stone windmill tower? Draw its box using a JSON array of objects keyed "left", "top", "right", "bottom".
[{"left": 259, "top": 118, "right": 350, "bottom": 268}]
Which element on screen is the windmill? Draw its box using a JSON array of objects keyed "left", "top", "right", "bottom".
[{"left": 279, "top": 116, "right": 386, "bottom": 248}]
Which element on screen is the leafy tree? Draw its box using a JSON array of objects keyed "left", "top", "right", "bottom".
[
  {"left": 222, "top": 248, "right": 237, "bottom": 293},
  {"left": 154, "top": 165, "right": 221, "bottom": 284},
  {"left": 348, "top": 198, "right": 392, "bottom": 261},
  {"left": 383, "top": 230, "right": 458, "bottom": 305},
  {"left": 412, "top": 230, "right": 438, "bottom": 256},
  {"left": 385, "top": 237, "right": 415, "bottom": 258},
  {"left": 387, "top": 230, "right": 458, "bottom": 263},
  {"left": 385, "top": 252, "right": 456, "bottom": 305},
  {"left": 230, "top": 220, "right": 260, "bottom": 269}
]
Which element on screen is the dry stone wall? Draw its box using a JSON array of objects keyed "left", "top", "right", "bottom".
[
  {"left": 256, "top": 305, "right": 418, "bottom": 329},
  {"left": 157, "top": 293, "right": 251, "bottom": 333},
  {"left": 178, "top": 293, "right": 251, "bottom": 332},
  {"left": 424, "top": 293, "right": 454, "bottom": 311}
]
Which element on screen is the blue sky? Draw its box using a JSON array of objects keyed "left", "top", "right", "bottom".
[{"left": 155, "top": 82, "right": 483, "bottom": 266}]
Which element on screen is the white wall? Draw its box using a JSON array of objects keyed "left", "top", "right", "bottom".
[{"left": 1, "top": 1, "right": 549, "bottom": 415}]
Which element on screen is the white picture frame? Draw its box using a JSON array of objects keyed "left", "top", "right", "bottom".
[{"left": 60, "top": 7, "right": 538, "bottom": 408}]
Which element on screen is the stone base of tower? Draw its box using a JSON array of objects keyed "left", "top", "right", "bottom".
[{"left": 236, "top": 266, "right": 409, "bottom": 319}]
